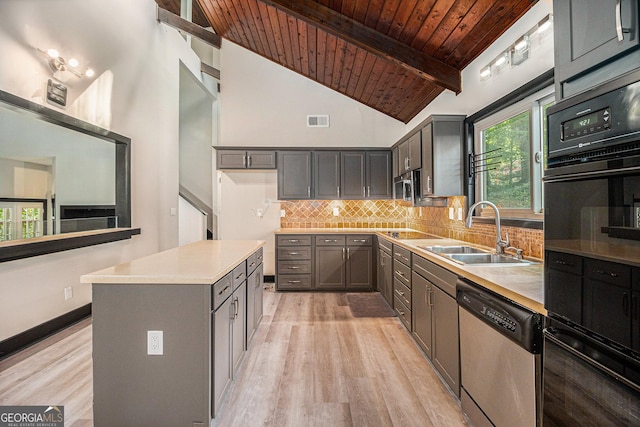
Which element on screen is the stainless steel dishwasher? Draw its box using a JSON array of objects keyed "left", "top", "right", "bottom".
[{"left": 457, "top": 280, "right": 543, "bottom": 427}]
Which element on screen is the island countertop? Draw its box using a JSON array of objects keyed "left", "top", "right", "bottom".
[{"left": 81, "top": 240, "right": 265, "bottom": 285}]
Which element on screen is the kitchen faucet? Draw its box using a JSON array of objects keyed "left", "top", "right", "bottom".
[{"left": 465, "top": 200, "right": 509, "bottom": 254}]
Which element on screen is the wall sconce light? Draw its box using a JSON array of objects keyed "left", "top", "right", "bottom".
[
  {"left": 479, "top": 13, "right": 553, "bottom": 81},
  {"left": 39, "top": 48, "right": 95, "bottom": 78}
]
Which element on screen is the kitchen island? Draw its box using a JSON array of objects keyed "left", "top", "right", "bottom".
[{"left": 81, "top": 239, "right": 265, "bottom": 427}]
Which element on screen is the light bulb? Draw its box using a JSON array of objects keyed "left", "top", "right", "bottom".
[
  {"left": 494, "top": 54, "right": 507, "bottom": 67},
  {"left": 68, "top": 58, "right": 79, "bottom": 67},
  {"left": 514, "top": 38, "right": 528, "bottom": 51},
  {"left": 47, "top": 49, "right": 59, "bottom": 59},
  {"left": 480, "top": 67, "right": 491, "bottom": 78},
  {"left": 84, "top": 68, "right": 95, "bottom": 78}
]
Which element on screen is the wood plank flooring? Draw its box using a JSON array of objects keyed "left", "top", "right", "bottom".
[{"left": 0, "top": 288, "right": 467, "bottom": 427}]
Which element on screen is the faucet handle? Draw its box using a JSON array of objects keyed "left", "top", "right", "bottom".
[{"left": 505, "top": 246, "right": 524, "bottom": 260}]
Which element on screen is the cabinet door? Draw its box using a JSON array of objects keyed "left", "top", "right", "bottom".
[
  {"left": 398, "top": 141, "right": 409, "bottom": 174},
  {"left": 213, "top": 297, "right": 232, "bottom": 417},
  {"left": 341, "top": 151, "right": 366, "bottom": 199},
  {"left": 432, "top": 285, "right": 460, "bottom": 396},
  {"left": 254, "top": 266, "right": 264, "bottom": 328},
  {"left": 392, "top": 147, "right": 400, "bottom": 178},
  {"left": 421, "top": 123, "right": 434, "bottom": 196},
  {"left": 411, "top": 272, "right": 433, "bottom": 359},
  {"left": 231, "top": 282, "right": 247, "bottom": 375},
  {"left": 314, "top": 151, "right": 341, "bottom": 199},
  {"left": 346, "top": 245, "right": 372, "bottom": 289},
  {"left": 584, "top": 278, "right": 632, "bottom": 348},
  {"left": 315, "top": 246, "right": 346, "bottom": 289},
  {"left": 545, "top": 269, "right": 582, "bottom": 323},
  {"left": 367, "top": 151, "right": 392, "bottom": 199},
  {"left": 407, "top": 131, "right": 421, "bottom": 171},
  {"left": 277, "top": 151, "right": 312, "bottom": 199},
  {"left": 246, "top": 270, "right": 257, "bottom": 346},
  {"left": 382, "top": 250, "right": 393, "bottom": 304},
  {"left": 247, "top": 150, "right": 276, "bottom": 169},
  {"left": 554, "top": 0, "right": 640, "bottom": 96},
  {"left": 217, "top": 150, "right": 247, "bottom": 169}
]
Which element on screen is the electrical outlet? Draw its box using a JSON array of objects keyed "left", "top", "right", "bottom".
[
  {"left": 448, "top": 207, "right": 454, "bottom": 220},
  {"left": 147, "top": 330, "right": 163, "bottom": 355},
  {"left": 333, "top": 207, "right": 339, "bottom": 216},
  {"left": 64, "top": 286, "right": 73, "bottom": 300},
  {"left": 280, "top": 209, "right": 286, "bottom": 218}
]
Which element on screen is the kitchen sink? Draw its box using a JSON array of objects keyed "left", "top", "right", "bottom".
[
  {"left": 419, "top": 245, "right": 489, "bottom": 255},
  {"left": 447, "top": 253, "right": 534, "bottom": 265}
]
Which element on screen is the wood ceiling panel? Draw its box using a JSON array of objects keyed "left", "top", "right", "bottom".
[{"left": 168, "top": 0, "right": 538, "bottom": 122}]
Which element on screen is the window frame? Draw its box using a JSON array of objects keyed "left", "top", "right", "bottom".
[{"left": 472, "top": 86, "right": 554, "bottom": 219}]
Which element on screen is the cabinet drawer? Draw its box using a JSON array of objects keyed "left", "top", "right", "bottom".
[
  {"left": 278, "top": 260, "right": 312, "bottom": 275},
  {"left": 212, "top": 273, "right": 233, "bottom": 310},
  {"left": 584, "top": 258, "right": 630, "bottom": 286},
  {"left": 393, "top": 259, "right": 411, "bottom": 287},
  {"left": 413, "top": 255, "right": 457, "bottom": 298},
  {"left": 231, "top": 262, "right": 247, "bottom": 289},
  {"left": 278, "top": 247, "right": 312, "bottom": 260},
  {"left": 546, "top": 251, "right": 582, "bottom": 275},
  {"left": 277, "top": 274, "right": 312, "bottom": 290},
  {"left": 347, "top": 235, "right": 372, "bottom": 246},
  {"left": 393, "top": 245, "right": 411, "bottom": 265},
  {"left": 277, "top": 235, "right": 312, "bottom": 246},
  {"left": 394, "top": 296, "right": 412, "bottom": 330},
  {"left": 378, "top": 237, "right": 392, "bottom": 253},
  {"left": 394, "top": 279, "right": 411, "bottom": 308},
  {"left": 247, "top": 247, "right": 263, "bottom": 274},
  {"left": 315, "top": 235, "right": 346, "bottom": 246}
]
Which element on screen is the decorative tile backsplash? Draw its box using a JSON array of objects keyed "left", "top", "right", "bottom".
[{"left": 281, "top": 197, "right": 544, "bottom": 259}]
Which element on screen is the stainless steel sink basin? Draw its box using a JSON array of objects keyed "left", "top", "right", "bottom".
[
  {"left": 446, "top": 253, "right": 533, "bottom": 265},
  {"left": 419, "top": 245, "right": 489, "bottom": 254}
]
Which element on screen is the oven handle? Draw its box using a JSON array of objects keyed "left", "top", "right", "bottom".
[
  {"left": 544, "top": 328, "right": 640, "bottom": 393},
  {"left": 543, "top": 164, "right": 640, "bottom": 182}
]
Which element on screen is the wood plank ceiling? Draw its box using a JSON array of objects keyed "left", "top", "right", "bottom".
[{"left": 157, "top": 0, "right": 538, "bottom": 123}]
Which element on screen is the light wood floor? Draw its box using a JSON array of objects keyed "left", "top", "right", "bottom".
[{"left": 0, "top": 288, "right": 467, "bottom": 427}]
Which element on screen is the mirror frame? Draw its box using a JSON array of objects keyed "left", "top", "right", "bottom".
[{"left": 0, "top": 89, "right": 139, "bottom": 263}]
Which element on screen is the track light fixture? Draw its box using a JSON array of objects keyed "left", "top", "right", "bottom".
[{"left": 38, "top": 48, "right": 95, "bottom": 78}]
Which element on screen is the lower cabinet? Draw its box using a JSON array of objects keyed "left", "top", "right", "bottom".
[
  {"left": 246, "top": 248, "right": 264, "bottom": 347},
  {"left": 276, "top": 233, "right": 373, "bottom": 290},
  {"left": 377, "top": 239, "right": 393, "bottom": 305},
  {"left": 411, "top": 254, "right": 460, "bottom": 397}
]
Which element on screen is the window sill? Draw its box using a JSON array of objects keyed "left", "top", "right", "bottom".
[
  {"left": 472, "top": 216, "right": 543, "bottom": 230},
  {"left": 0, "top": 228, "right": 141, "bottom": 263}
]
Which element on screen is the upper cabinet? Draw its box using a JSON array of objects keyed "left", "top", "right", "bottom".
[
  {"left": 217, "top": 149, "right": 276, "bottom": 169},
  {"left": 554, "top": 0, "right": 640, "bottom": 99},
  {"left": 396, "top": 131, "right": 422, "bottom": 176},
  {"left": 277, "top": 151, "right": 313, "bottom": 200},
  {"left": 314, "top": 151, "right": 341, "bottom": 199},
  {"left": 420, "top": 116, "right": 465, "bottom": 198},
  {"left": 340, "top": 151, "right": 393, "bottom": 199}
]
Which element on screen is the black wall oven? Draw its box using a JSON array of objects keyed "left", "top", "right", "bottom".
[{"left": 544, "top": 70, "right": 640, "bottom": 425}]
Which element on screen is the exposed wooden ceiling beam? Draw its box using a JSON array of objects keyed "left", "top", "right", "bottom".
[
  {"left": 157, "top": 6, "right": 221, "bottom": 48},
  {"left": 258, "top": 0, "right": 461, "bottom": 94}
]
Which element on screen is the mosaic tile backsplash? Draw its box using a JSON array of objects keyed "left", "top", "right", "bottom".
[{"left": 280, "top": 197, "right": 544, "bottom": 259}]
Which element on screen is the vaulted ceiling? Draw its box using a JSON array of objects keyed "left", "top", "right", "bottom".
[{"left": 156, "top": 0, "right": 538, "bottom": 123}]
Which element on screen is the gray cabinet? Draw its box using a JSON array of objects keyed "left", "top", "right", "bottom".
[
  {"left": 213, "top": 286, "right": 232, "bottom": 417},
  {"left": 341, "top": 151, "right": 367, "bottom": 199},
  {"left": 277, "top": 151, "right": 312, "bottom": 199},
  {"left": 231, "top": 281, "right": 246, "bottom": 375},
  {"left": 217, "top": 150, "right": 276, "bottom": 169},
  {"left": 314, "top": 151, "right": 341, "bottom": 199},
  {"left": 315, "top": 239, "right": 346, "bottom": 290},
  {"left": 420, "top": 115, "right": 465, "bottom": 198},
  {"left": 367, "top": 151, "right": 393, "bottom": 199},
  {"left": 411, "top": 254, "right": 460, "bottom": 396},
  {"left": 377, "top": 238, "right": 393, "bottom": 305},
  {"left": 246, "top": 248, "right": 263, "bottom": 346},
  {"left": 554, "top": 0, "right": 640, "bottom": 99},
  {"left": 397, "top": 131, "right": 421, "bottom": 174},
  {"left": 276, "top": 235, "right": 313, "bottom": 290},
  {"left": 393, "top": 245, "right": 412, "bottom": 330}
]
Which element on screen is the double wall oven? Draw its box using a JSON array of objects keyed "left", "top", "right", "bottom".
[{"left": 543, "top": 70, "right": 640, "bottom": 425}]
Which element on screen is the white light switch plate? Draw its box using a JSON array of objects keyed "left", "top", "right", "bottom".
[
  {"left": 448, "top": 207, "right": 454, "bottom": 220},
  {"left": 280, "top": 209, "right": 286, "bottom": 218},
  {"left": 333, "top": 207, "right": 339, "bottom": 216},
  {"left": 457, "top": 208, "right": 463, "bottom": 221}
]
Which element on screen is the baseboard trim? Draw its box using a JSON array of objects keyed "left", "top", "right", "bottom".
[{"left": 0, "top": 304, "right": 92, "bottom": 360}]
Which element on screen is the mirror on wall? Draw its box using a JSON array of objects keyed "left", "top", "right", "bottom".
[{"left": 0, "top": 90, "right": 130, "bottom": 244}]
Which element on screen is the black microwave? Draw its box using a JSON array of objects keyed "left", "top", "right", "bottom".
[{"left": 547, "top": 69, "right": 640, "bottom": 168}]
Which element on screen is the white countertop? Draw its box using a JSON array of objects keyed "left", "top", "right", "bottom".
[{"left": 81, "top": 240, "right": 265, "bottom": 285}]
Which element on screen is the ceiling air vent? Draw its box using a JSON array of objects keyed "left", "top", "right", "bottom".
[{"left": 307, "top": 115, "right": 330, "bottom": 128}]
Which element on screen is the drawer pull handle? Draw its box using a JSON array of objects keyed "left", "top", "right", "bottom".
[
  {"left": 324, "top": 239, "right": 338, "bottom": 242},
  {"left": 394, "top": 270, "right": 405, "bottom": 277},
  {"left": 288, "top": 252, "right": 300, "bottom": 255},
  {"left": 218, "top": 285, "right": 230, "bottom": 296},
  {"left": 554, "top": 260, "right": 570, "bottom": 266},
  {"left": 398, "top": 290, "right": 405, "bottom": 296},
  {"left": 287, "top": 280, "right": 302, "bottom": 284},
  {"left": 398, "top": 309, "right": 405, "bottom": 316},
  {"left": 353, "top": 239, "right": 368, "bottom": 243},
  {"left": 249, "top": 262, "right": 256, "bottom": 267},
  {"left": 235, "top": 273, "right": 245, "bottom": 280},
  {"left": 288, "top": 239, "right": 300, "bottom": 243},
  {"left": 597, "top": 269, "right": 619, "bottom": 278},
  {"left": 288, "top": 266, "right": 301, "bottom": 270}
]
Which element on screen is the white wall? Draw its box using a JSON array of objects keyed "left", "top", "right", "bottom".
[
  {"left": 219, "top": 40, "right": 406, "bottom": 148},
  {"left": 406, "top": 0, "right": 554, "bottom": 130},
  {"left": 0, "top": 0, "right": 203, "bottom": 340}
]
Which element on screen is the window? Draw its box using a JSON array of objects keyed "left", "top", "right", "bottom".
[
  {"left": 0, "top": 201, "right": 44, "bottom": 241},
  {"left": 0, "top": 207, "right": 12, "bottom": 241},
  {"left": 474, "top": 88, "right": 554, "bottom": 217}
]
